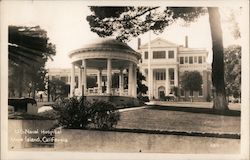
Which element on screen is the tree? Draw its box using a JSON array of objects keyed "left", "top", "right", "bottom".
[
  {"left": 181, "top": 71, "right": 202, "bottom": 101},
  {"left": 136, "top": 68, "right": 148, "bottom": 96},
  {"left": 224, "top": 45, "right": 241, "bottom": 100},
  {"left": 8, "top": 26, "right": 56, "bottom": 98},
  {"left": 86, "top": 6, "right": 239, "bottom": 111},
  {"left": 49, "top": 79, "right": 70, "bottom": 101}
]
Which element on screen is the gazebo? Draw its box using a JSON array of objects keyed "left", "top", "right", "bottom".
[{"left": 68, "top": 38, "right": 141, "bottom": 102}]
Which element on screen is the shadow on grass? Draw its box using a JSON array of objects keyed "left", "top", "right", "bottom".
[
  {"left": 147, "top": 105, "right": 241, "bottom": 117},
  {"left": 87, "top": 128, "right": 240, "bottom": 139}
]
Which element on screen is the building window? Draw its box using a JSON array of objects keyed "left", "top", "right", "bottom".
[
  {"left": 144, "top": 51, "right": 148, "bottom": 59},
  {"left": 194, "top": 56, "right": 197, "bottom": 63},
  {"left": 180, "top": 57, "right": 184, "bottom": 64},
  {"left": 198, "top": 56, "right": 202, "bottom": 64},
  {"left": 156, "top": 71, "right": 166, "bottom": 80},
  {"left": 153, "top": 51, "right": 166, "bottom": 59},
  {"left": 185, "top": 57, "right": 188, "bottom": 63},
  {"left": 169, "top": 68, "right": 174, "bottom": 85},
  {"left": 168, "top": 50, "right": 174, "bottom": 59},
  {"left": 189, "top": 56, "right": 193, "bottom": 64}
]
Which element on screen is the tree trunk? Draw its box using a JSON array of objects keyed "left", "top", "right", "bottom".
[
  {"left": 208, "top": 7, "right": 229, "bottom": 111},
  {"left": 18, "top": 67, "right": 24, "bottom": 98},
  {"left": 32, "top": 85, "right": 36, "bottom": 99}
]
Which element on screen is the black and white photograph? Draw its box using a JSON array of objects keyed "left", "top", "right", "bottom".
[{"left": 0, "top": 0, "right": 249, "bottom": 160}]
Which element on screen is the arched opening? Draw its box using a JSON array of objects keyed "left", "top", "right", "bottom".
[{"left": 158, "top": 86, "right": 165, "bottom": 100}]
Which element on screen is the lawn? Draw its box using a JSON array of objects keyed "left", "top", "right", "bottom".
[{"left": 116, "top": 105, "right": 240, "bottom": 135}]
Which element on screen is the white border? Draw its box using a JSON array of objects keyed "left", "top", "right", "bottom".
[{"left": 1, "top": 0, "right": 249, "bottom": 160}]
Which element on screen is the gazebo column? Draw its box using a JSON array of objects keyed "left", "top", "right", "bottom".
[
  {"left": 128, "top": 62, "right": 133, "bottom": 97},
  {"left": 148, "top": 68, "right": 153, "bottom": 99},
  {"left": 97, "top": 69, "right": 102, "bottom": 94},
  {"left": 106, "top": 58, "right": 112, "bottom": 95},
  {"left": 70, "top": 63, "right": 75, "bottom": 97},
  {"left": 82, "top": 59, "right": 87, "bottom": 96},
  {"left": 132, "top": 64, "right": 137, "bottom": 97},
  {"left": 119, "top": 69, "right": 124, "bottom": 96},
  {"left": 78, "top": 67, "right": 82, "bottom": 92}
]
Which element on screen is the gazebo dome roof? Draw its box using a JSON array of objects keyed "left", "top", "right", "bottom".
[{"left": 69, "top": 38, "right": 140, "bottom": 58}]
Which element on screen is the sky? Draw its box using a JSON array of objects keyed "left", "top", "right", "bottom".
[{"left": 3, "top": 1, "right": 244, "bottom": 69}]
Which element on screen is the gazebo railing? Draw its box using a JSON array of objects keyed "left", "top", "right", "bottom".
[{"left": 75, "top": 87, "right": 129, "bottom": 96}]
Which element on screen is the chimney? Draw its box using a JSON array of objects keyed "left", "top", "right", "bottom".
[
  {"left": 185, "top": 36, "right": 188, "bottom": 48},
  {"left": 138, "top": 38, "right": 141, "bottom": 50}
]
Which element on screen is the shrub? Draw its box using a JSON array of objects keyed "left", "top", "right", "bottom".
[
  {"left": 53, "top": 97, "right": 91, "bottom": 129},
  {"left": 138, "top": 96, "right": 149, "bottom": 102},
  {"left": 206, "top": 94, "right": 212, "bottom": 102},
  {"left": 53, "top": 97, "right": 120, "bottom": 130},
  {"left": 89, "top": 100, "right": 120, "bottom": 130}
]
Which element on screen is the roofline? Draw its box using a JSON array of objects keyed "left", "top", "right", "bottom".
[{"left": 139, "top": 37, "right": 179, "bottom": 49}]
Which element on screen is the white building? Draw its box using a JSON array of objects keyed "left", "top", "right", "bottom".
[{"left": 138, "top": 37, "right": 212, "bottom": 101}]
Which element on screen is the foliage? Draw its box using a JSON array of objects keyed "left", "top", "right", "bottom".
[
  {"left": 87, "top": 7, "right": 206, "bottom": 41},
  {"left": 224, "top": 9, "right": 241, "bottom": 39},
  {"left": 49, "top": 79, "right": 70, "bottom": 101},
  {"left": 224, "top": 45, "right": 241, "bottom": 98},
  {"left": 137, "top": 96, "right": 150, "bottom": 102},
  {"left": 8, "top": 26, "right": 56, "bottom": 98},
  {"left": 89, "top": 100, "right": 120, "bottom": 129},
  {"left": 172, "top": 86, "right": 179, "bottom": 97},
  {"left": 137, "top": 68, "right": 148, "bottom": 96},
  {"left": 53, "top": 97, "right": 91, "bottom": 129},
  {"left": 181, "top": 71, "right": 202, "bottom": 94},
  {"left": 53, "top": 97, "right": 120, "bottom": 130}
]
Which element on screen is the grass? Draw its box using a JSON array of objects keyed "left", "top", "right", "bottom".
[{"left": 116, "top": 105, "right": 240, "bottom": 135}]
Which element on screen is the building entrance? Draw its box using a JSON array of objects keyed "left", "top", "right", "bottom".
[{"left": 158, "top": 86, "right": 165, "bottom": 100}]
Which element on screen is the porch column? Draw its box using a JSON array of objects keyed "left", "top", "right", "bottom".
[
  {"left": 148, "top": 68, "right": 153, "bottom": 99},
  {"left": 165, "top": 68, "right": 169, "bottom": 95},
  {"left": 119, "top": 69, "right": 124, "bottom": 96},
  {"left": 107, "top": 58, "right": 112, "bottom": 95},
  {"left": 70, "top": 63, "right": 75, "bottom": 97},
  {"left": 174, "top": 66, "right": 178, "bottom": 87},
  {"left": 128, "top": 62, "right": 133, "bottom": 96},
  {"left": 97, "top": 69, "right": 102, "bottom": 94},
  {"left": 82, "top": 59, "right": 87, "bottom": 96}
]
